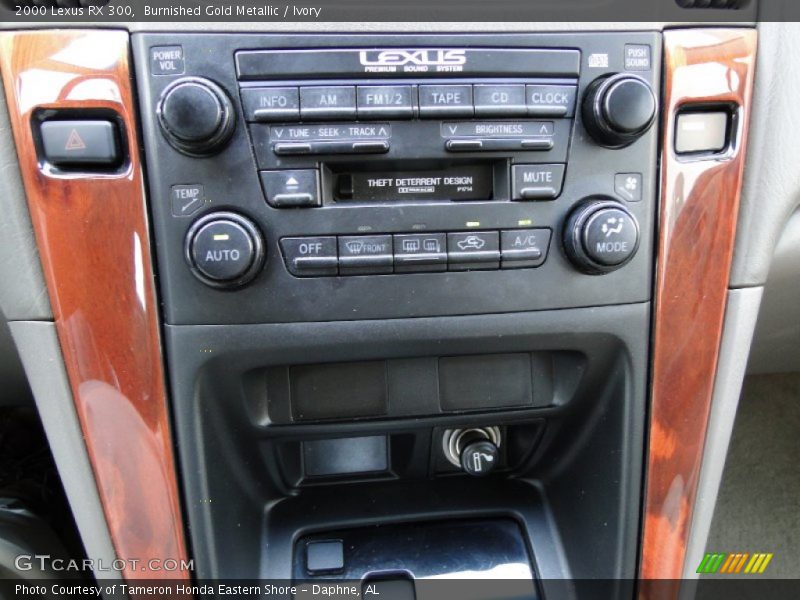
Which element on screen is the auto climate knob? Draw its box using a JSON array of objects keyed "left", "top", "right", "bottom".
[
  {"left": 582, "top": 74, "right": 657, "bottom": 148},
  {"left": 563, "top": 198, "right": 640, "bottom": 275},
  {"left": 157, "top": 77, "right": 236, "bottom": 156},
  {"left": 185, "top": 212, "right": 265, "bottom": 288}
]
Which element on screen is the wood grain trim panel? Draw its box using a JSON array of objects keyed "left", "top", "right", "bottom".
[
  {"left": 640, "top": 28, "right": 757, "bottom": 587},
  {"left": 0, "top": 30, "right": 190, "bottom": 580}
]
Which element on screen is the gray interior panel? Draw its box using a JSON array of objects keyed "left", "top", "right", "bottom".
[
  {"left": 747, "top": 209, "right": 800, "bottom": 374},
  {"left": 0, "top": 84, "right": 51, "bottom": 321},
  {"left": 683, "top": 286, "right": 764, "bottom": 579},
  {"left": 731, "top": 21, "right": 800, "bottom": 288},
  {"left": 7, "top": 321, "right": 120, "bottom": 583}
]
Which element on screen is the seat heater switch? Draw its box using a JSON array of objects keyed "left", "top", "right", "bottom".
[
  {"left": 40, "top": 120, "right": 121, "bottom": 168},
  {"left": 675, "top": 111, "right": 729, "bottom": 155}
]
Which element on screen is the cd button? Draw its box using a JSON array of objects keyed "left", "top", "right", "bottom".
[
  {"left": 447, "top": 231, "right": 500, "bottom": 271},
  {"left": 242, "top": 87, "right": 300, "bottom": 122},
  {"left": 338, "top": 235, "right": 393, "bottom": 275},
  {"left": 419, "top": 85, "right": 473, "bottom": 118},
  {"left": 357, "top": 85, "right": 415, "bottom": 119},
  {"left": 300, "top": 86, "right": 357, "bottom": 120},
  {"left": 473, "top": 84, "right": 527, "bottom": 117}
]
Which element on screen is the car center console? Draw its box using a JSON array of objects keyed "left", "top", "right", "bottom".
[
  {"left": 1, "top": 22, "right": 758, "bottom": 594},
  {"left": 131, "top": 32, "right": 659, "bottom": 591}
]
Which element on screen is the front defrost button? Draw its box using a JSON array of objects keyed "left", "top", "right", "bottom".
[{"left": 338, "top": 235, "right": 393, "bottom": 275}]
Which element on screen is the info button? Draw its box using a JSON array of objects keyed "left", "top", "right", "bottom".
[
  {"left": 242, "top": 87, "right": 299, "bottom": 122},
  {"left": 512, "top": 164, "right": 566, "bottom": 200}
]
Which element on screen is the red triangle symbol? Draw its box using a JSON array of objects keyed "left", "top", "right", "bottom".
[{"left": 64, "top": 129, "right": 86, "bottom": 151}]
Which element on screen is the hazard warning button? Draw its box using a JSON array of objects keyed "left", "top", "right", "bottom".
[{"left": 40, "top": 120, "right": 121, "bottom": 168}]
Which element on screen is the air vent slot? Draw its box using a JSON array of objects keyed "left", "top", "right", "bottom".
[{"left": 675, "top": 0, "right": 749, "bottom": 8}]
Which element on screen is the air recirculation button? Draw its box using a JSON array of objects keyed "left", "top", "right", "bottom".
[{"left": 185, "top": 212, "right": 265, "bottom": 288}]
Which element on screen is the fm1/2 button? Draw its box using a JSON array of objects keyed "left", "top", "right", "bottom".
[
  {"left": 185, "top": 212, "right": 265, "bottom": 288},
  {"left": 563, "top": 198, "right": 640, "bottom": 274}
]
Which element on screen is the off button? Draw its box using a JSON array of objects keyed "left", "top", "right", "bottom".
[{"left": 186, "top": 212, "right": 265, "bottom": 288}]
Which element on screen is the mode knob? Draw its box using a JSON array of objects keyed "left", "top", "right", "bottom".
[
  {"left": 185, "top": 212, "right": 265, "bottom": 288},
  {"left": 157, "top": 77, "right": 236, "bottom": 156},
  {"left": 563, "top": 198, "right": 640, "bottom": 275},
  {"left": 582, "top": 74, "right": 657, "bottom": 148}
]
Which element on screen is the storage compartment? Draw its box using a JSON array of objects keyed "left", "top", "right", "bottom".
[
  {"left": 290, "top": 361, "right": 388, "bottom": 420},
  {"left": 294, "top": 519, "right": 537, "bottom": 593},
  {"left": 439, "top": 353, "right": 533, "bottom": 410},
  {"left": 260, "top": 352, "right": 573, "bottom": 424}
]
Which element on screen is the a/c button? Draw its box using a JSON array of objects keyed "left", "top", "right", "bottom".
[{"left": 501, "top": 229, "right": 552, "bottom": 268}]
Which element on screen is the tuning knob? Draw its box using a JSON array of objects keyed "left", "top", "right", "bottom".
[
  {"left": 157, "top": 77, "right": 236, "bottom": 156},
  {"left": 563, "top": 198, "right": 640, "bottom": 275},
  {"left": 582, "top": 74, "right": 657, "bottom": 148}
]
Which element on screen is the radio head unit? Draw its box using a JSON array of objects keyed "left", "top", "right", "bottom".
[{"left": 132, "top": 32, "right": 660, "bottom": 325}]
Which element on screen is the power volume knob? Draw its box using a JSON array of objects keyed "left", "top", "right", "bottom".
[
  {"left": 582, "top": 74, "right": 657, "bottom": 148},
  {"left": 563, "top": 198, "right": 640, "bottom": 275},
  {"left": 157, "top": 77, "right": 236, "bottom": 156}
]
